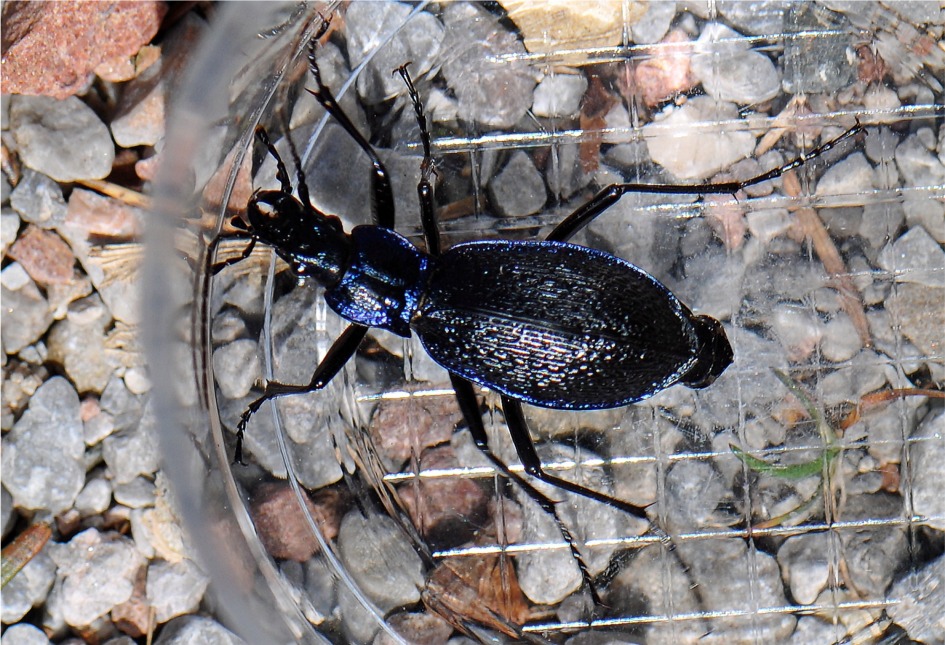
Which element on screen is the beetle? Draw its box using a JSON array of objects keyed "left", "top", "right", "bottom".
[{"left": 215, "top": 32, "right": 863, "bottom": 529}]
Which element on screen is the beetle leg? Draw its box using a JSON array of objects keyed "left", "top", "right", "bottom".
[
  {"left": 547, "top": 122, "right": 863, "bottom": 243},
  {"left": 307, "top": 39, "right": 396, "bottom": 229},
  {"left": 209, "top": 237, "right": 256, "bottom": 276},
  {"left": 450, "top": 375, "right": 603, "bottom": 607},
  {"left": 234, "top": 323, "right": 368, "bottom": 464},
  {"left": 501, "top": 396, "right": 651, "bottom": 522},
  {"left": 395, "top": 64, "right": 440, "bottom": 256}
]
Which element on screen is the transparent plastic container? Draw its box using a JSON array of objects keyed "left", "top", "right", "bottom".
[{"left": 148, "top": 2, "right": 945, "bottom": 643}]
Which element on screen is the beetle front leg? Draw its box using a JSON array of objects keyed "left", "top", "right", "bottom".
[{"left": 234, "top": 323, "right": 368, "bottom": 464}]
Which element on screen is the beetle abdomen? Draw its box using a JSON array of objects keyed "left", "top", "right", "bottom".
[{"left": 413, "top": 240, "right": 707, "bottom": 409}]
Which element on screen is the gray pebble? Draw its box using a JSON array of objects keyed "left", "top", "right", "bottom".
[
  {"left": 631, "top": 0, "right": 676, "bottom": 43},
  {"left": 777, "top": 534, "right": 831, "bottom": 604},
  {"left": 532, "top": 73, "right": 587, "bottom": 119},
  {"left": 1, "top": 269, "right": 54, "bottom": 354},
  {"left": 440, "top": 3, "right": 536, "bottom": 128},
  {"left": 337, "top": 511, "right": 424, "bottom": 613},
  {"left": 344, "top": 3, "right": 444, "bottom": 105},
  {"left": 717, "top": 0, "right": 786, "bottom": 35},
  {"left": 0, "top": 624, "right": 52, "bottom": 645},
  {"left": 102, "top": 400, "right": 160, "bottom": 484},
  {"left": 902, "top": 194, "right": 945, "bottom": 243},
  {"left": 839, "top": 494, "right": 908, "bottom": 597},
  {"left": 820, "top": 312, "right": 863, "bottom": 362},
  {"left": 112, "top": 477, "right": 156, "bottom": 509},
  {"left": 74, "top": 477, "right": 112, "bottom": 516},
  {"left": 514, "top": 492, "right": 583, "bottom": 605},
  {"left": 1, "top": 209, "right": 19, "bottom": 256},
  {"left": 887, "top": 555, "right": 945, "bottom": 644},
  {"left": 153, "top": 615, "right": 245, "bottom": 645},
  {"left": 2, "top": 376, "right": 84, "bottom": 514},
  {"left": 1, "top": 486, "right": 13, "bottom": 538},
  {"left": 9, "top": 96, "right": 115, "bottom": 182},
  {"left": 488, "top": 151, "right": 546, "bottom": 218},
  {"left": 10, "top": 169, "right": 68, "bottom": 229},
  {"left": 782, "top": 3, "right": 855, "bottom": 95},
  {"left": 645, "top": 97, "right": 755, "bottom": 180},
  {"left": 816, "top": 152, "right": 875, "bottom": 196},
  {"left": 909, "top": 408, "right": 945, "bottom": 530},
  {"left": 212, "top": 338, "right": 261, "bottom": 399},
  {"left": 46, "top": 294, "right": 115, "bottom": 394},
  {"left": 692, "top": 23, "right": 780, "bottom": 105},
  {"left": 546, "top": 142, "right": 594, "bottom": 201},
  {"left": 48, "top": 528, "right": 145, "bottom": 627},
  {"left": 1, "top": 549, "right": 57, "bottom": 623},
  {"left": 676, "top": 539, "right": 795, "bottom": 640},
  {"left": 661, "top": 460, "right": 726, "bottom": 533},
  {"left": 877, "top": 225, "right": 945, "bottom": 287},
  {"left": 146, "top": 558, "right": 210, "bottom": 623},
  {"left": 896, "top": 130, "right": 945, "bottom": 187},
  {"left": 100, "top": 375, "right": 144, "bottom": 432}
]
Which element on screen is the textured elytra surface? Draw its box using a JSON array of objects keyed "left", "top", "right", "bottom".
[{"left": 414, "top": 240, "right": 698, "bottom": 409}]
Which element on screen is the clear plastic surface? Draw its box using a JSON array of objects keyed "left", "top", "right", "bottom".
[{"left": 148, "top": 2, "right": 945, "bottom": 643}]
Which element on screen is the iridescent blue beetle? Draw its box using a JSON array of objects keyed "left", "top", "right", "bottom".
[{"left": 217, "top": 32, "right": 861, "bottom": 528}]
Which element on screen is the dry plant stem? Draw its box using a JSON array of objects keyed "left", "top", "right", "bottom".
[
  {"left": 1, "top": 522, "right": 52, "bottom": 588},
  {"left": 782, "top": 170, "right": 873, "bottom": 348},
  {"left": 76, "top": 178, "right": 152, "bottom": 209}
]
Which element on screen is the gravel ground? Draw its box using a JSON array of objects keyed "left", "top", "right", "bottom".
[{"left": 3, "top": 2, "right": 945, "bottom": 645}]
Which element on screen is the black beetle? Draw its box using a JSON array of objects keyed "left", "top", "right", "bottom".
[{"left": 215, "top": 31, "right": 862, "bottom": 531}]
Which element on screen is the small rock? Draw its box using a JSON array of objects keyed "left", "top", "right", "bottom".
[
  {"left": 820, "top": 312, "right": 863, "bottom": 362},
  {"left": 645, "top": 97, "right": 756, "bottom": 180},
  {"left": 397, "top": 445, "right": 489, "bottom": 547},
  {"left": 440, "top": 3, "right": 537, "bottom": 128},
  {"left": 344, "top": 3, "right": 445, "bottom": 104},
  {"left": 532, "top": 73, "right": 587, "bottom": 119},
  {"left": 887, "top": 555, "right": 945, "bottom": 644},
  {"left": 877, "top": 226, "right": 945, "bottom": 288},
  {"left": 630, "top": 0, "right": 677, "bottom": 44},
  {"left": 1, "top": 270, "right": 54, "bottom": 354},
  {"left": 380, "top": 611, "right": 454, "bottom": 645},
  {"left": 909, "top": 409, "right": 945, "bottom": 530},
  {"left": 368, "top": 387, "right": 460, "bottom": 470},
  {"left": 676, "top": 539, "right": 795, "bottom": 640},
  {"left": 9, "top": 96, "right": 115, "bottom": 182},
  {"left": 816, "top": 152, "right": 875, "bottom": 196},
  {"left": 902, "top": 194, "right": 945, "bottom": 243},
  {"left": 250, "top": 483, "right": 345, "bottom": 562},
  {"left": 1, "top": 376, "right": 84, "bottom": 514},
  {"left": 488, "top": 151, "right": 546, "bottom": 217},
  {"left": 338, "top": 511, "right": 424, "bottom": 613},
  {"left": 45, "top": 294, "right": 115, "bottom": 394},
  {"left": 152, "top": 615, "right": 245, "bottom": 645},
  {"left": 2, "top": 210, "right": 20, "bottom": 256},
  {"left": 633, "top": 29, "right": 697, "bottom": 107},
  {"left": 64, "top": 188, "right": 143, "bottom": 240},
  {"left": 7, "top": 225, "right": 75, "bottom": 285},
  {"left": 1, "top": 548, "right": 57, "bottom": 623},
  {"left": 0, "top": 624, "right": 52, "bottom": 645},
  {"left": 112, "top": 477, "right": 156, "bottom": 509},
  {"left": 501, "top": 0, "right": 647, "bottom": 52},
  {"left": 211, "top": 339, "right": 261, "bottom": 399},
  {"left": 782, "top": 3, "right": 855, "bottom": 95},
  {"left": 777, "top": 534, "right": 831, "bottom": 604},
  {"left": 146, "top": 559, "right": 209, "bottom": 624},
  {"left": 896, "top": 130, "right": 945, "bottom": 188},
  {"left": 102, "top": 401, "right": 160, "bottom": 484},
  {"left": 74, "top": 477, "right": 113, "bottom": 516},
  {"left": 691, "top": 23, "right": 780, "bottom": 105},
  {"left": 0, "top": 1, "right": 165, "bottom": 98},
  {"left": 111, "top": 567, "right": 149, "bottom": 638},
  {"left": 717, "top": 0, "right": 786, "bottom": 35},
  {"left": 10, "top": 169, "right": 68, "bottom": 229},
  {"left": 48, "top": 528, "right": 146, "bottom": 627}
]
